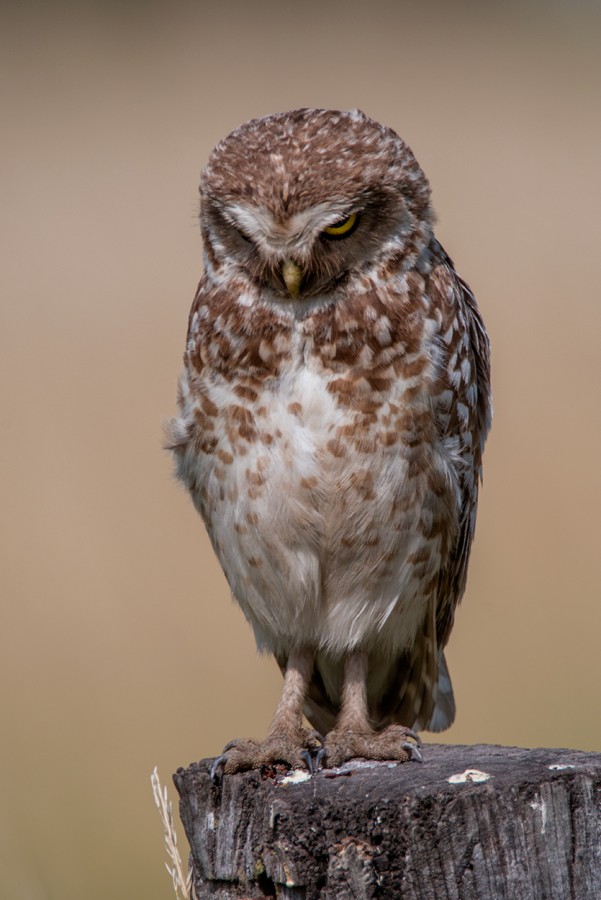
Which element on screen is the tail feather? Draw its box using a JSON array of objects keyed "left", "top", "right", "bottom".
[{"left": 425, "top": 652, "right": 456, "bottom": 732}]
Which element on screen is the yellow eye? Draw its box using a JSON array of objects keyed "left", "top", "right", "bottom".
[{"left": 322, "top": 212, "right": 359, "bottom": 239}]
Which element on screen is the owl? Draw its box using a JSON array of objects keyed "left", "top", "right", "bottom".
[{"left": 168, "top": 109, "right": 491, "bottom": 775}]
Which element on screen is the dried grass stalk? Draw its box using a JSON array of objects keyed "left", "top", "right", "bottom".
[{"left": 151, "top": 766, "right": 194, "bottom": 900}]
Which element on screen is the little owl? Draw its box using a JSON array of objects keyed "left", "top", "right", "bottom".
[{"left": 168, "top": 108, "right": 491, "bottom": 775}]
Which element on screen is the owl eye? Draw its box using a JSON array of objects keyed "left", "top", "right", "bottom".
[
  {"left": 233, "top": 225, "right": 252, "bottom": 243},
  {"left": 322, "top": 212, "right": 359, "bottom": 240}
]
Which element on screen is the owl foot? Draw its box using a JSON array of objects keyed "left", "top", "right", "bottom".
[
  {"left": 210, "top": 728, "right": 324, "bottom": 781},
  {"left": 322, "top": 724, "right": 422, "bottom": 768}
]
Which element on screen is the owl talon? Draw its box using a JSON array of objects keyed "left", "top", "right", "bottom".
[
  {"left": 209, "top": 754, "right": 228, "bottom": 784},
  {"left": 300, "top": 734, "right": 327, "bottom": 774},
  {"left": 315, "top": 746, "right": 328, "bottom": 771},
  {"left": 401, "top": 741, "right": 424, "bottom": 763},
  {"left": 300, "top": 748, "right": 316, "bottom": 774},
  {"left": 210, "top": 728, "right": 319, "bottom": 777},
  {"left": 323, "top": 723, "right": 423, "bottom": 768}
]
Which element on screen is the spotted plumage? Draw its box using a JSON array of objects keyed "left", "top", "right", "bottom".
[{"left": 168, "top": 108, "right": 491, "bottom": 773}]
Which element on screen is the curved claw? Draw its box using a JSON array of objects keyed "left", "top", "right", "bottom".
[
  {"left": 315, "top": 746, "right": 328, "bottom": 771},
  {"left": 210, "top": 754, "right": 228, "bottom": 784},
  {"left": 300, "top": 749, "right": 316, "bottom": 775},
  {"left": 401, "top": 741, "right": 423, "bottom": 763}
]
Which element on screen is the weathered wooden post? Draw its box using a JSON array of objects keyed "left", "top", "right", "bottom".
[{"left": 174, "top": 743, "right": 601, "bottom": 899}]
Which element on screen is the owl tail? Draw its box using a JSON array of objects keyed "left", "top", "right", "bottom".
[
  {"left": 424, "top": 652, "right": 456, "bottom": 732},
  {"left": 375, "top": 648, "right": 455, "bottom": 733},
  {"left": 376, "top": 597, "right": 456, "bottom": 733}
]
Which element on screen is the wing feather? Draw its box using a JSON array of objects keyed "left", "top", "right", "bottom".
[{"left": 381, "top": 246, "right": 491, "bottom": 732}]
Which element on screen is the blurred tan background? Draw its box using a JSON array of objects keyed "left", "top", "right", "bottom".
[{"left": 1, "top": 1, "right": 600, "bottom": 897}]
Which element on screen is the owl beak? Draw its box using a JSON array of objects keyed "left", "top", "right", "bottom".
[{"left": 282, "top": 259, "right": 303, "bottom": 298}]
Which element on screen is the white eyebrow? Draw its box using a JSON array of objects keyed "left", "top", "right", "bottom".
[{"left": 225, "top": 201, "right": 355, "bottom": 253}]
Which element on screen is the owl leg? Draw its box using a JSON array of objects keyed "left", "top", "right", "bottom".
[
  {"left": 210, "top": 648, "right": 322, "bottom": 780},
  {"left": 323, "top": 650, "right": 422, "bottom": 768}
]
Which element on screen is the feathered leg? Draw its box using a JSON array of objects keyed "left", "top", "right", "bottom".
[
  {"left": 211, "top": 648, "right": 322, "bottom": 779},
  {"left": 323, "top": 650, "right": 422, "bottom": 767}
]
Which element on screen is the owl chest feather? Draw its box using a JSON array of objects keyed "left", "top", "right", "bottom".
[{"left": 175, "top": 300, "right": 461, "bottom": 657}]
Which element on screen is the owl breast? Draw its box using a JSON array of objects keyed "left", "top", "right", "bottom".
[{"left": 173, "top": 306, "right": 461, "bottom": 660}]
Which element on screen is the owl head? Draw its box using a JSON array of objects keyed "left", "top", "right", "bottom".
[{"left": 199, "top": 108, "right": 434, "bottom": 302}]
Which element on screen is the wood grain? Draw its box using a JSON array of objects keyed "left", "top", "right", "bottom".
[{"left": 174, "top": 743, "right": 601, "bottom": 899}]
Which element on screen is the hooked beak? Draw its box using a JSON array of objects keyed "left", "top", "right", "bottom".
[{"left": 282, "top": 259, "right": 303, "bottom": 298}]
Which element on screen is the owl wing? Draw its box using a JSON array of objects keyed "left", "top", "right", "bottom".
[
  {"left": 430, "top": 251, "right": 492, "bottom": 652},
  {"left": 373, "top": 250, "right": 492, "bottom": 733},
  {"left": 420, "top": 251, "right": 491, "bottom": 730}
]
